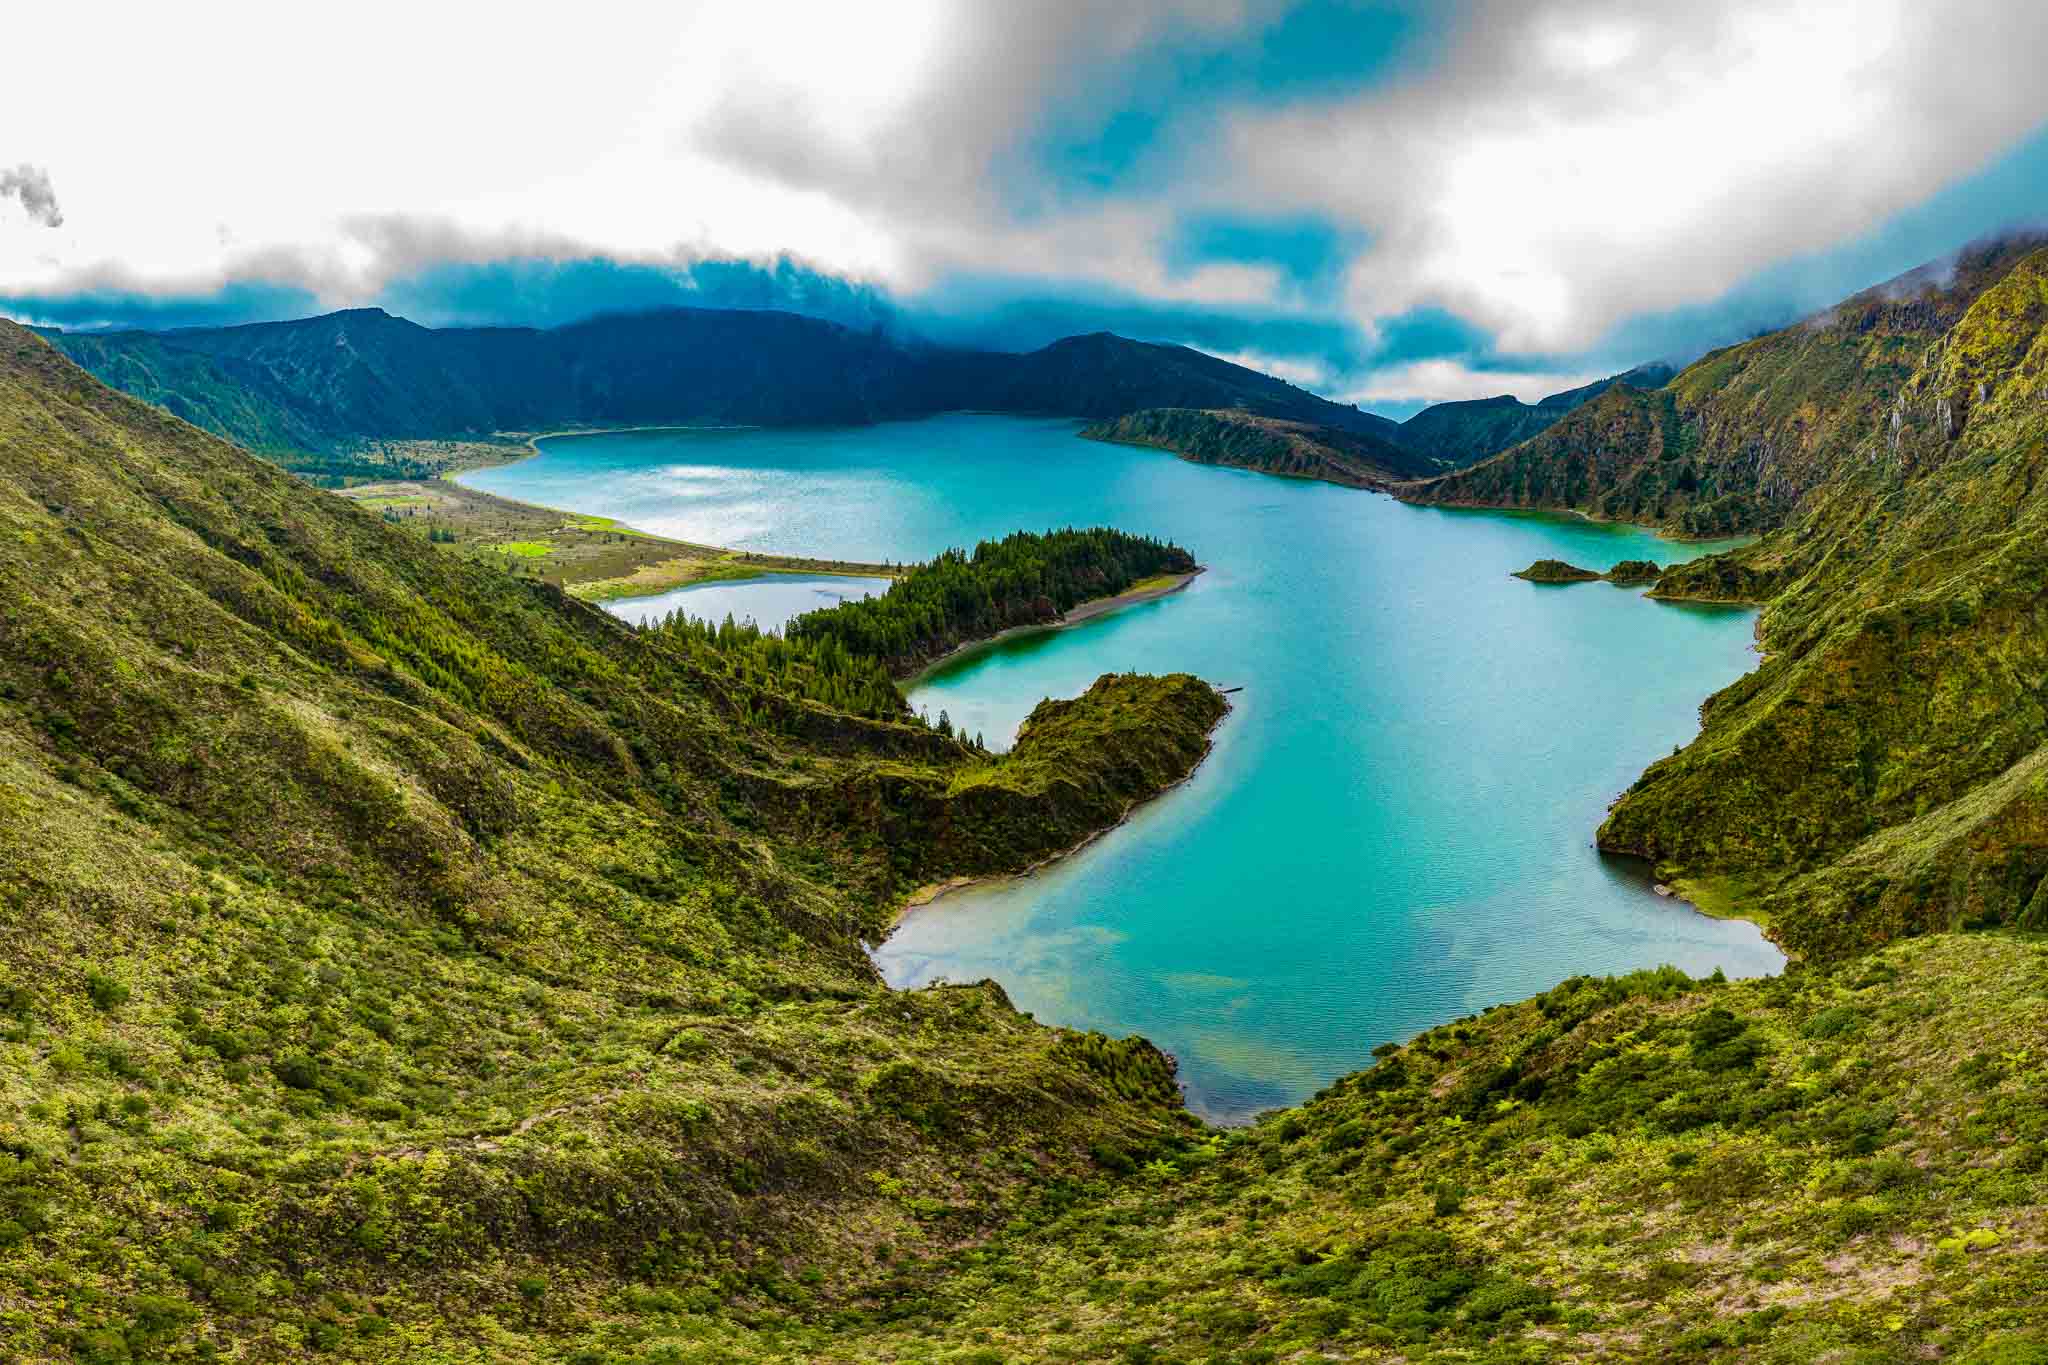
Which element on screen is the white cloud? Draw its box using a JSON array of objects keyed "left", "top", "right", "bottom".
[
  {"left": 1229, "top": 0, "right": 2048, "bottom": 351},
  {"left": 1200, "top": 349, "right": 1334, "bottom": 390},
  {"left": 6, "top": 0, "right": 2048, "bottom": 388},
  {"left": 1343, "top": 360, "right": 1605, "bottom": 408}
]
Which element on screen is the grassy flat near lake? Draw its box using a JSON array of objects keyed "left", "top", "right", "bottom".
[{"left": 337, "top": 476, "right": 899, "bottom": 601}]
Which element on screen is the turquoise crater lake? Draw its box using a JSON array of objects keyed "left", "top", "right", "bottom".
[{"left": 460, "top": 414, "right": 1782, "bottom": 1121}]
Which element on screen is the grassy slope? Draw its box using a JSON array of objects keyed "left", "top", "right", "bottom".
[
  {"left": 1599, "top": 247, "right": 2048, "bottom": 959},
  {"left": 840, "top": 932, "right": 2048, "bottom": 1363},
  {"left": 0, "top": 322, "right": 1224, "bottom": 1362}
]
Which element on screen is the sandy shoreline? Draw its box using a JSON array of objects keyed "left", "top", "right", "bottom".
[{"left": 897, "top": 568, "right": 1204, "bottom": 684}]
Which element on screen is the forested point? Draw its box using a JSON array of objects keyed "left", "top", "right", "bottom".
[
  {"left": 642, "top": 528, "right": 1196, "bottom": 722},
  {"left": 787, "top": 528, "right": 1194, "bottom": 675}
]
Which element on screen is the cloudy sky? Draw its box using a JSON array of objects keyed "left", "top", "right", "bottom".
[{"left": 5, "top": 0, "right": 2047, "bottom": 413}]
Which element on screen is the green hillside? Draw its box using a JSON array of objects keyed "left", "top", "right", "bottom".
[
  {"left": 0, "top": 321, "right": 1227, "bottom": 1361},
  {"left": 6, "top": 270, "right": 2048, "bottom": 1363},
  {"left": 1402, "top": 238, "right": 2048, "bottom": 534},
  {"left": 1593, "top": 243, "right": 2048, "bottom": 959}
]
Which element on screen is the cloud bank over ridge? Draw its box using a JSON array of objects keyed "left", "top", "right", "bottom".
[{"left": 5, "top": 1, "right": 2048, "bottom": 407}]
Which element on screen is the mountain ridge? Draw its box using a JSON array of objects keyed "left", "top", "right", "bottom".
[
  {"left": 1395, "top": 362, "right": 1680, "bottom": 470},
  {"left": 43, "top": 306, "right": 1398, "bottom": 479}
]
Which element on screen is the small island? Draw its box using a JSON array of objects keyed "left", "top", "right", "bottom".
[
  {"left": 1513, "top": 558, "right": 1667, "bottom": 585},
  {"left": 1513, "top": 558, "right": 1603, "bottom": 582}
]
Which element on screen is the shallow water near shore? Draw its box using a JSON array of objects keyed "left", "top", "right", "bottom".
[
  {"left": 462, "top": 414, "right": 1783, "bottom": 1122},
  {"left": 603, "top": 573, "right": 892, "bottom": 632}
]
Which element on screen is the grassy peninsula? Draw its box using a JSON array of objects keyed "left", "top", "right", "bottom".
[
  {"left": 336, "top": 475, "right": 898, "bottom": 602},
  {"left": 1082, "top": 407, "right": 1433, "bottom": 485}
]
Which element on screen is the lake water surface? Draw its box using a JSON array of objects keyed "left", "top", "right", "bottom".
[{"left": 461, "top": 414, "right": 1783, "bottom": 1121}]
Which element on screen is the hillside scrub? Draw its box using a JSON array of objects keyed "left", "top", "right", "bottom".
[
  {"left": 0, "top": 321, "right": 1225, "bottom": 1361},
  {"left": 1597, "top": 243, "right": 2048, "bottom": 958}
]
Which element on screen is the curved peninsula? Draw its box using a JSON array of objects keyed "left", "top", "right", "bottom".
[{"left": 1081, "top": 406, "right": 1431, "bottom": 486}]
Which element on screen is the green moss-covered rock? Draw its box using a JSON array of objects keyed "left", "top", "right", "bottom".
[
  {"left": 1605, "top": 558, "right": 1663, "bottom": 583},
  {"left": 1513, "top": 558, "right": 1602, "bottom": 582}
]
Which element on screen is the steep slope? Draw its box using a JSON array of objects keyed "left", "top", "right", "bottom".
[
  {"left": 1396, "top": 363, "right": 1678, "bottom": 470},
  {"left": 1403, "top": 237, "right": 2048, "bottom": 534},
  {"left": 1080, "top": 406, "right": 1435, "bottom": 486},
  {"left": 0, "top": 321, "right": 1226, "bottom": 1360},
  {"left": 1593, "top": 243, "right": 2048, "bottom": 958},
  {"left": 1402, "top": 383, "right": 1774, "bottom": 535}
]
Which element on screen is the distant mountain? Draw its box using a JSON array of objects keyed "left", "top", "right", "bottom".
[
  {"left": 44, "top": 308, "right": 1399, "bottom": 477},
  {"left": 961, "top": 332, "right": 1404, "bottom": 438},
  {"left": 1395, "top": 362, "right": 1677, "bottom": 469},
  {"left": 46, "top": 307, "right": 950, "bottom": 464}
]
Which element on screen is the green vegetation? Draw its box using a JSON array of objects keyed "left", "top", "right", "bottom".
[
  {"left": 12, "top": 229, "right": 2048, "bottom": 1360},
  {"left": 1513, "top": 558, "right": 1669, "bottom": 585},
  {"left": 783, "top": 528, "right": 1195, "bottom": 676},
  {"left": 1514, "top": 559, "right": 1603, "bottom": 583},
  {"left": 1083, "top": 407, "right": 1433, "bottom": 485},
  {"left": 1595, "top": 240, "right": 2048, "bottom": 959},
  {"left": 829, "top": 932, "right": 2048, "bottom": 1361},
  {"left": 0, "top": 321, "right": 1227, "bottom": 1361},
  {"left": 633, "top": 529, "right": 1196, "bottom": 718}
]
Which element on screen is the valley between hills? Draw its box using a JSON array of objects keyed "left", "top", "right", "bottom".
[{"left": 4, "top": 233, "right": 2048, "bottom": 1362}]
